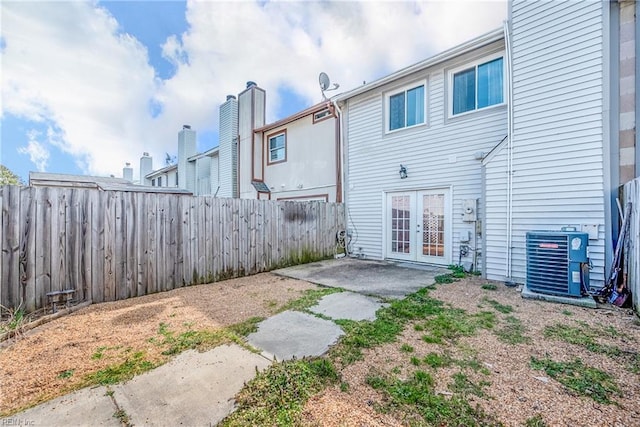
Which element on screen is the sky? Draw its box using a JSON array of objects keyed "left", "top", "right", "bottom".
[{"left": 1, "top": 0, "right": 507, "bottom": 183}]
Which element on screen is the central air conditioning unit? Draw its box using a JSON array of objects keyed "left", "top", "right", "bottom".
[{"left": 526, "top": 230, "right": 589, "bottom": 297}]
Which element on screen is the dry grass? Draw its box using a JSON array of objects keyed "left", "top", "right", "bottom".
[{"left": 0, "top": 273, "right": 317, "bottom": 415}]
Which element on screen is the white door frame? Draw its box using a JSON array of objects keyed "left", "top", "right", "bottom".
[{"left": 384, "top": 188, "right": 452, "bottom": 265}]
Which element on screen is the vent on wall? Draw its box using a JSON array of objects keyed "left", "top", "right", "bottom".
[{"left": 526, "top": 231, "right": 589, "bottom": 297}]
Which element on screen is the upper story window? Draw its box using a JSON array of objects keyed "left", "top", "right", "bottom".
[
  {"left": 157, "top": 176, "right": 162, "bottom": 187},
  {"left": 450, "top": 55, "right": 504, "bottom": 116},
  {"left": 151, "top": 178, "right": 156, "bottom": 187},
  {"left": 386, "top": 83, "right": 426, "bottom": 132},
  {"left": 268, "top": 131, "right": 286, "bottom": 164}
]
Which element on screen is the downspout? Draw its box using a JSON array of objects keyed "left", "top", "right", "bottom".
[
  {"left": 332, "top": 98, "right": 348, "bottom": 253},
  {"left": 504, "top": 19, "right": 515, "bottom": 281}
]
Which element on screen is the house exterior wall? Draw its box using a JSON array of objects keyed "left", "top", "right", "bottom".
[
  {"left": 502, "top": 0, "right": 608, "bottom": 287},
  {"left": 238, "top": 83, "right": 265, "bottom": 199},
  {"left": 261, "top": 112, "right": 338, "bottom": 201},
  {"left": 195, "top": 156, "right": 211, "bottom": 195},
  {"left": 343, "top": 39, "right": 507, "bottom": 266},
  {"left": 218, "top": 96, "right": 238, "bottom": 198},
  {"left": 482, "top": 139, "right": 508, "bottom": 280}
]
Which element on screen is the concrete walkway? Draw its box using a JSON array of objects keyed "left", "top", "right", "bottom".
[{"left": 2, "top": 259, "right": 437, "bottom": 426}]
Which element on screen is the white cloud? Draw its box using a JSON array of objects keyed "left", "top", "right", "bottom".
[
  {"left": 1, "top": 0, "right": 506, "bottom": 179},
  {"left": 18, "top": 130, "right": 50, "bottom": 172}
]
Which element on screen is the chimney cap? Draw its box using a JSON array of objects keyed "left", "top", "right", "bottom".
[
  {"left": 226, "top": 94, "right": 236, "bottom": 101},
  {"left": 125, "top": 162, "right": 131, "bottom": 167},
  {"left": 183, "top": 124, "right": 191, "bottom": 130},
  {"left": 246, "top": 81, "right": 257, "bottom": 88},
  {"left": 143, "top": 152, "right": 149, "bottom": 157}
]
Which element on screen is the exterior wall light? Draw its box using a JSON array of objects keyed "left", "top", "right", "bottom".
[{"left": 399, "top": 164, "right": 408, "bottom": 179}]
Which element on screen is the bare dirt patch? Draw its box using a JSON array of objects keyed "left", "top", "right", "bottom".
[
  {"left": 303, "top": 276, "right": 640, "bottom": 427},
  {"left": 0, "top": 273, "right": 317, "bottom": 415}
]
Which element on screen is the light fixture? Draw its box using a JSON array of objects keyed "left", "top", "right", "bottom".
[{"left": 399, "top": 164, "right": 408, "bottom": 179}]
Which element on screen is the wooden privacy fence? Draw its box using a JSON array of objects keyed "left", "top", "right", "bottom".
[
  {"left": 0, "top": 186, "right": 345, "bottom": 314},
  {"left": 622, "top": 178, "right": 639, "bottom": 314}
]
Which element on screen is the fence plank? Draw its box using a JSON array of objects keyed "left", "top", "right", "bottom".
[{"left": 1, "top": 187, "right": 345, "bottom": 313}]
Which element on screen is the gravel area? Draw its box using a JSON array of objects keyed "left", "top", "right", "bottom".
[
  {"left": 302, "top": 276, "right": 640, "bottom": 427},
  {"left": 2, "top": 271, "right": 639, "bottom": 426}
]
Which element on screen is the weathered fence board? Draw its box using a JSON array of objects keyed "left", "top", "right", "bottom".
[{"left": 0, "top": 186, "right": 345, "bottom": 314}]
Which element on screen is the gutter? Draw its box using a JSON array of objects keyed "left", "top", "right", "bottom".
[{"left": 334, "top": 28, "right": 504, "bottom": 103}]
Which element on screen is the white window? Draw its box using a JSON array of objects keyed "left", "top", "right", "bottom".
[
  {"left": 450, "top": 54, "right": 504, "bottom": 116},
  {"left": 268, "top": 132, "right": 286, "bottom": 164},
  {"left": 386, "top": 82, "right": 426, "bottom": 132},
  {"left": 157, "top": 176, "right": 162, "bottom": 187},
  {"left": 313, "top": 108, "right": 332, "bottom": 123}
]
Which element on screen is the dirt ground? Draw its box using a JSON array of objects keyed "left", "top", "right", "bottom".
[
  {"left": 2, "top": 272, "right": 640, "bottom": 427},
  {"left": 0, "top": 273, "right": 317, "bottom": 415},
  {"left": 302, "top": 277, "right": 640, "bottom": 427}
]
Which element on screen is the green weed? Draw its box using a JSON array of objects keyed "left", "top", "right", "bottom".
[
  {"left": 525, "top": 414, "right": 547, "bottom": 427},
  {"left": 221, "top": 358, "right": 339, "bottom": 426},
  {"left": 58, "top": 369, "right": 74, "bottom": 379},
  {"left": 420, "top": 310, "right": 496, "bottom": 344},
  {"left": 277, "top": 288, "right": 343, "bottom": 313},
  {"left": 561, "top": 309, "right": 573, "bottom": 316},
  {"left": 530, "top": 356, "right": 620, "bottom": 404},
  {"left": 449, "top": 372, "right": 490, "bottom": 397},
  {"left": 544, "top": 323, "right": 621, "bottom": 357},
  {"left": 400, "top": 344, "right": 414, "bottom": 353},
  {"left": 423, "top": 352, "right": 453, "bottom": 368},
  {"left": 227, "top": 317, "right": 264, "bottom": 337},
  {"left": 481, "top": 283, "right": 498, "bottom": 291},
  {"left": 87, "top": 352, "right": 155, "bottom": 385},
  {"left": 495, "top": 316, "right": 531, "bottom": 345},
  {"left": 482, "top": 297, "right": 514, "bottom": 314}
]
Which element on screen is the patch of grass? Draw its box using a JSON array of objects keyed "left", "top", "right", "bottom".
[
  {"left": 87, "top": 351, "right": 155, "bottom": 385},
  {"left": 333, "top": 317, "right": 404, "bottom": 365},
  {"left": 227, "top": 317, "right": 264, "bottom": 337},
  {"left": 561, "top": 309, "right": 573, "bottom": 316},
  {"left": 420, "top": 309, "right": 496, "bottom": 344},
  {"left": 365, "top": 369, "right": 496, "bottom": 425},
  {"left": 92, "top": 346, "right": 107, "bottom": 360},
  {"left": 410, "top": 356, "right": 421, "bottom": 366},
  {"left": 58, "top": 369, "right": 74, "bottom": 379},
  {"left": 530, "top": 356, "right": 620, "bottom": 404},
  {"left": 159, "top": 328, "right": 227, "bottom": 356},
  {"left": 449, "top": 372, "right": 490, "bottom": 397},
  {"left": 481, "top": 283, "right": 498, "bottom": 291},
  {"left": 482, "top": 297, "right": 514, "bottom": 314},
  {"left": 400, "top": 343, "right": 414, "bottom": 353},
  {"left": 495, "top": 316, "right": 531, "bottom": 345},
  {"left": 434, "top": 274, "right": 454, "bottom": 284},
  {"left": 525, "top": 414, "right": 547, "bottom": 427},
  {"left": 277, "top": 287, "right": 343, "bottom": 313},
  {"left": 423, "top": 352, "right": 453, "bottom": 368},
  {"left": 340, "top": 381, "right": 350, "bottom": 392},
  {"left": 544, "top": 323, "right": 621, "bottom": 357},
  {"left": 221, "top": 358, "right": 339, "bottom": 426}
]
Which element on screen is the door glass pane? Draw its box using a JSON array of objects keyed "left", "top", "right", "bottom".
[
  {"left": 391, "top": 195, "right": 411, "bottom": 254},
  {"left": 422, "top": 194, "right": 445, "bottom": 257}
]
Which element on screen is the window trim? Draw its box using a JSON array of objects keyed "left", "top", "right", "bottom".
[
  {"left": 384, "top": 80, "right": 427, "bottom": 134},
  {"left": 312, "top": 107, "right": 335, "bottom": 124},
  {"left": 447, "top": 51, "right": 505, "bottom": 118},
  {"left": 267, "top": 130, "right": 287, "bottom": 165}
]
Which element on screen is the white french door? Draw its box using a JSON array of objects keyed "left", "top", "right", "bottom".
[{"left": 386, "top": 189, "right": 451, "bottom": 264}]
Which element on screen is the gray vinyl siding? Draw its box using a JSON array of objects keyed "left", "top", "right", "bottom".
[
  {"left": 506, "top": 0, "right": 607, "bottom": 287},
  {"left": 345, "top": 40, "right": 507, "bottom": 266}
]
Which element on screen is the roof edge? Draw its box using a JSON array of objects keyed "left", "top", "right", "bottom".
[{"left": 334, "top": 27, "right": 504, "bottom": 102}]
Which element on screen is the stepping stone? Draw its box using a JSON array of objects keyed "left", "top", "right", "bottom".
[{"left": 309, "top": 292, "right": 388, "bottom": 321}]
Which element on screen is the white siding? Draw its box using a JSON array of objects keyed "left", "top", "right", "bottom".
[
  {"left": 345, "top": 40, "right": 507, "bottom": 266},
  {"left": 219, "top": 97, "right": 238, "bottom": 198},
  {"left": 210, "top": 154, "right": 220, "bottom": 196},
  {"left": 505, "top": 0, "right": 607, "bottom": 287},
  {"left": 483, "top": 141, "right": 508, "bottom": 281}
]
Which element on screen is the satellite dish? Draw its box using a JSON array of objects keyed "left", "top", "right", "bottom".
[
  {"left": 319, "top": 72, "right": 340, "bottom": 100},
  {"left": 319, "top": 72, "right": 330, "bottom": 91}
]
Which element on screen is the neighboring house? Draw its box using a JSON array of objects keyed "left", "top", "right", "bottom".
[
  {"left": 139, "top": 82, "right": 340, "bottom": 202},
  {"left": 251, "top": 101, "right": 340, "bottom": 201},
  {"left": 29, "top": 171, "right": 191, "bottom": 194},
  {"left": 335, "top": 0, "right": 639, "bottom": 290}
]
